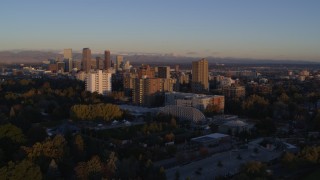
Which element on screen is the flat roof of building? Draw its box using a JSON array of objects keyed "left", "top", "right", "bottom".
[
  {"left": 166, "top": 91, "right": 224, "bottom": 99},
  {"left": 191, "top": 133, "right": 229, "bottom": 143},
  {"left": 119, "top": 105, "right": 158, "bottom": 114}
]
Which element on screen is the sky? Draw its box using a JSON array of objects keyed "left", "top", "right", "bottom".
[{"left": 0, "top": 0, "right": 320, "bottom": 61}]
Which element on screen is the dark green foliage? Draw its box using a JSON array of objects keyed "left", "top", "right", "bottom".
[
  {"left": 242, "top": 94, "right": 270, "bottom": 119},
  {"left": 0, "top": 160, "right": 42, "bottom": 180},
  {"left": 236, "top": 161, "right": 268, "bottom": 179},
  {"left": 0, "top": 124, "right": 26, "bottom": 163},
  {"left": 26, "top": 125, "right": 48, "bottom": 145},
  {"left": 255, "top": 118, "right": 277, "bottom": 136}
]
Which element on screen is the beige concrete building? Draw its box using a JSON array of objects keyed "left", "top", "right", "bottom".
[
  {"left": 165, "top": 92, "right": 225, "bottom": 112},
  {"left": 192, "top": 58, "right": 209, "bottom": 92}
]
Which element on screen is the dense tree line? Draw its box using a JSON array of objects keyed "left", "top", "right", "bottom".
[
  {"left": 0, "top": 77, "right": 167, "bottom": 179},
  {"left": 70, "top": 103, "right": 123, "bottom": 121},
  {"left": 0, "top": 122, "right": 167, "bottom": 179},
  {"left": 224, "top": 78, "right": 320, "bottom": 138}
]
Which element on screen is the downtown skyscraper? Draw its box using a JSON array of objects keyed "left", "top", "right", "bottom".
[
  {"left": 104, "top": 50, "right": 111, "bottom": 70},
  {"left": 82, "top": 48, "right": 91, "bottom": 73},
  {"left": 63, "top": 48, "right": 73, "bottom": 72}
]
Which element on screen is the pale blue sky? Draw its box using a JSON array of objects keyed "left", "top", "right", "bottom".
[{"left": 0, "top": 0, "right": 320, "bottom": 60}]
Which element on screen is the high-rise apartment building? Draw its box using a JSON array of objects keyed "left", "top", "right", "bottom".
[
  {"left": 192, "top": 58, "right": 209, "bottom": 92},
  {"left": 133, "top": 78, "right": 161, "bottom": 106},
  {"left": 85, "top": 70, "right": 112, "bottom": 96},
  {"left": 82, "top": 48, "right": 91, "bottom": 73},
  {"left": 132, "top": 77, "right": 175, "bottom": 107},
  {"left": 104, "top": 50, "right": 111, "bottom": 70},
  {"left": 123, "top": 72, "right": 137, "bottom": 96},
  {"left": 137, "top": 64, "right": 155, "bottom": 78},
  {"left": 158, "top": 66, "right": 171, "bottom": 78},
  {"left": 63, "top": 49, "right": 73, "bottom": 72}
]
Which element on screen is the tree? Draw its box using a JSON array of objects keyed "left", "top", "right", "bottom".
[
  {"left": 170, "top": 117, "right": 177, "bottom": 128},
  {"left": 281, "top": 152, "right": 297, "bottom": 169},
  {"left": 0, "top": 123, "right": 26, "bottom": 144},
  {"left": 74, "top": 155, "right": 103, "bottom": 180},
  {"left": 164, "top": 132, "right": 175, "bottom": 142},
  {"left": 116, "top": 157, "right": 139, "bottom": 179},
  {"left": 87, "top": 155, "right": 102, "bottom": 178},
  {"left": 74, "top": 134, "right": 84, "bottom": 152},
  {"left": 278, "top": 93, "right": 290, "bottom": 103},
  {"left": 240, "top": 161, "right": 268, "bottom": 178},
  {"left": 158, "top": 166, "right": 166, "bottom": 180},
  {"left": 74, "top": 162, "right": 87, "bottom": 180},
  {"left": 0, "top": 124, "right": 26, "bottom": 162},
  {"left": 273, "top": 101, "right": 289, "bottom": 121},
  {"left": 0, "top": 160, "right": 42, "bottom": 180},
  {"left": 23, "top": 135, "right": 67, "bottom": 162},
  {"left": 105, "top": 152, "right": 117, "bottom": 178},
  {"left": 242, "top": 95, "right": 270, "bottom": 118},
  {"left": 299, "top": 146, "right": 320, "bottom": 163},
  {"left": 255, "top": 118, "right": 276, "bottom": 136},
  {"left": 70, "top": 103, "right": 123, "bottom": 121},
  {"left": 27, "top": 126, "right": 47, "bottom": 144},
  {"left": 18, "top": 106, "right": 42, "bottom": 123},
  {"left": 46, "top": 159, "right": 60, "bottom": 179}
]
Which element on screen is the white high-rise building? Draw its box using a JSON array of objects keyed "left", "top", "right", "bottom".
[{"left": 85, "top": 70, "right": 112, "bottom": 96}]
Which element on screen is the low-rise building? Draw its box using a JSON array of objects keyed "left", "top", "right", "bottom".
[
  {"left": 191, "top": 133, "right": 231, "bottom": 148},
  {"left": 222, "top": 85, "right": 245, "bottom": 100},
  {"left": 218, "top": 120, "right": 254, "bottom": 135},
  {"left": 165, "top": 92, "right": 224, "bottom": 112}
]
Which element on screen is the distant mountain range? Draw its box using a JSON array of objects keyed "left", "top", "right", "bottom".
[{"left": 0, "top": 50, "right": 319, "bottom": 65}]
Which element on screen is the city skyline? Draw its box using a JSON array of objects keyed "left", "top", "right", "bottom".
[{"left": 1, "top": 0, "right": 320, "bottom": 61}]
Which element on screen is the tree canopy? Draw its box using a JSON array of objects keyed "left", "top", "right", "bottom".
[
  {"left": 70, "top": 103, "right": 123, "bottom": 121},
  {"left": 0, "top": 160, "right": 42, "bottom": 180},
  {"left": 0, "top": 123, "right": 26, "bottom": 144}
]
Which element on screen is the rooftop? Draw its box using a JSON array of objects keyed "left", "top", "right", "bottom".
[{"left": 191, "top": 133, "right": 229, "bottom": 143}]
